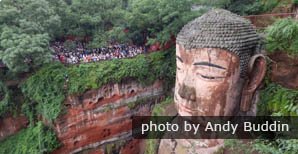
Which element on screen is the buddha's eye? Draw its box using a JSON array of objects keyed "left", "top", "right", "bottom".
[
  {"left": 193, "top": 62, "right": 227, "bottom": 81},
  {"left": 196, "top": 73, "right": 225, "bottom": 81},
  {"left": 177, "top": 67, "right": 184, "bottom": 73}
]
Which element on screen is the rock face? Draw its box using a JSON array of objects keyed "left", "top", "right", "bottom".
[
  {"left": 52, "top": 79, "right": 164, "bottom": 154},
  {"left": 269, "top": 52, "right": 298, "bottom": 89},
  {"left": 0, "top": 115, "right": 28, "bottom": 141}
]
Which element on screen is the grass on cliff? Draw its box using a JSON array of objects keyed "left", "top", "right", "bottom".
[
  {"left": 0, "top": 122, "right": 60, "bottom": 154},
  {"left": 21, "top": 49, "right": 176, "bottom": 121}
]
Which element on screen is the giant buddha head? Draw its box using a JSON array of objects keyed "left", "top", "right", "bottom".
[{"left": 174, "top": 9, "right": 266, "bottom": 116}]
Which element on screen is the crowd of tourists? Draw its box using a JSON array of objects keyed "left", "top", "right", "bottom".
[{"left": 51, "top": 41, "right": 146, "bottom": 64}]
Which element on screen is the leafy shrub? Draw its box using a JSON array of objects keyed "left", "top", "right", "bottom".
[
  {"left": 258, "top": 82, "right": 298, "bottom": 116},
  {"left": 224, "top": 139, "right": 298, "bottom": 154},
  {"left": 265, "top": 18, "right": 298, "bottom": 56},
  {"left": 293, "top": 0, "right": 298, "bottom": 5},
  {"left": 254, "top": 139, "right": 298, "bottom": 154},
  {"left": 21, "top": 50, "right": 176, "bottom": 121},
  {"left": 21, "top": 63, "right": 67, "bottom": 121},
  {"left": 0, "top": 122, "right": 60, "bottom": 154}
]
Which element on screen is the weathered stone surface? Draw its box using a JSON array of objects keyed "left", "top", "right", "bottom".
[
  {"left": 269, "top": 52, "right": 298, "bottom": 89},
  {"left": 177, "top": 9, "right": 261, "bottom": 77},
  {"left": 168, "top": 9, "right": 266, "bottom": 154},
  {"left": 52, "top": 79, "right": 164, "bottom": 154},
  {"left": 0, "top": 115, "right": 28, "bottom": 141},
  {"left": 0, "top": 79, "right": 164, "bottom": 154}
]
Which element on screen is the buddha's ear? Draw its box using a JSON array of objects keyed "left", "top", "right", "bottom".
[{"left": 240, "top": 54, "right": 266, "bottom": 112}]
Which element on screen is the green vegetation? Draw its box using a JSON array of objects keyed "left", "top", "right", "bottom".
[
  {"left": 192, "top": 0, "right": 232, "bottom": 8},
  {"left": 105, "top": 139, "right": 127, "bottom": 154},
  {"left": 21, "top": 50, "right": 175, "bottom": 121},
  {"left": 258, "top": 82, "right": 298, "bottom": 116},
  {"left": 193, "top": 0, "right": 283, "bottom": 16},
  {"left": 192, "top": 0, "right": 289, "bottom": 16},
  {"left": 145, "top": 97, "right": 173, "bottom": 154},
  {"left": 145, "top": 139, "right": 159, "bottom": 154},
  {"left": 226, "top": 0, "right": 280, "bottom": 15},
  {"left": 0, "top": 0, "right": 60, "bottom": 73},
  {"left": 0, "top": 0, "right": 203, "bottom": 74},
  {"left": 265, "top": 18, "right": 298, "bottom": 56},
  {"left": 79, "top": 0, "right": 207, "bottom": 47},
  {"left": 151, "top": 97, "right": 173, "bottom": 116},
  {"left": 224, "top": 139, "right": 254, "bottom": 154},
  {"left": 242, "top": 0, "right": 279, "bottom": 15},
  {"left": 0, "top": 0, "right": 297, "bottom": 153},
  {"left": 0, "top": 81, "right": 10, "bottom": 115},
  {"left": 224, "top": 139, "right": 298, "bottom": 154},
  {"left": 126, "top": 97, "right": 153, "bottom": 110},
  {"left": 0, "top": 122, "right": 60, "bottom": 154},
  {"left": 228, "top": 4, "right": 298, "bottom": 153},
  {"left": 21, "top": 63, "right": 67, "bottom": 121},
  {"left": 128, "top": 0, "right": 206, "bottom": 46}
]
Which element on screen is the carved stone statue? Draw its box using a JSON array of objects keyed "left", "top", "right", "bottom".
[{"left": 159, "top": 9, "right": 266, "bottom": 154}]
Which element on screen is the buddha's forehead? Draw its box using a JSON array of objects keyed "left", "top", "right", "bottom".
[{"left": 176, "top": 44, "right": 239, "bottom": 65}]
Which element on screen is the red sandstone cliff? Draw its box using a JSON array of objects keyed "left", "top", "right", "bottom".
[
  {"left": 52, "top": 79, "right": 164, "bottom": 154},
  {"left": 0, "top": 115, "right": 28, "bottom": 141},
  {"left": 0, "top": 79, "right": 165, "bottom": 154}
]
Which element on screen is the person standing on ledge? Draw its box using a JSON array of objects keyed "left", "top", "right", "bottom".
[{"left": 159, "top": 9, "right": 267, "bottom": 154}]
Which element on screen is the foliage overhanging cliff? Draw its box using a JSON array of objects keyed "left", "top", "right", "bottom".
[{"left": 21, "top": 49, "right": 175, "bottom": 121}]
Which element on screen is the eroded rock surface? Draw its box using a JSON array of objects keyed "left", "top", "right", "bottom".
[
  {"left": 0, "top": 115, "right": 28, "bottom": 141},
  {"left": 269, "top": 52, "right": 298, "bottom": 89},
  {"left": 0, "top": 79, "right": 164, "bottom": 154},
  {"left": 52, "top": 79, "right": 164, "bottom": 154}
]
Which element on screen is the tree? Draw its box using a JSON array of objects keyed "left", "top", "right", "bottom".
[
  {"left": 65, "top": 0, "right": 124, "bottom": 37},
  {"left": 0, "top": 26, "right": 52, "bottom": 72},
  {"left": 46, "top": 0, "right": 69, "bottom": 38},
  {"left": 126, "top": 0, "right": 206, "bottom": 46},
  {"left": 65, "top": 0, "right": 128, "bottom": 47},
  {"left": 192, "top": 0, "right": 231, "bottom": 8},
  {"left": 0, "top": 0, "right": 60, "bottom": 73}
]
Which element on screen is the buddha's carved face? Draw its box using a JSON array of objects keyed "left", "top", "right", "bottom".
[{"left": 175, "top": 44, "right": 245, "bottom": 116}]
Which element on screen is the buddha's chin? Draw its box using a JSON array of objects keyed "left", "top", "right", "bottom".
[
  {"left": 176, "top": 103, "right": 203, "bottom": 117},
  {"left": 178, "top": 111, "right": 195, "bottom": 117}
]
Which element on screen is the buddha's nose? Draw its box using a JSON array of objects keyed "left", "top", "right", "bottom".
[{"left": 178, "top": 84, "right": 196, "bottom": 101}]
